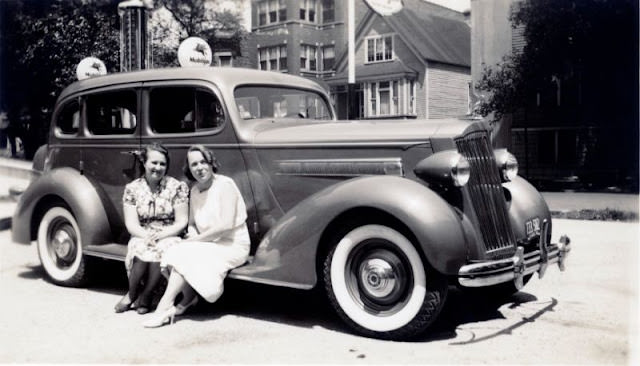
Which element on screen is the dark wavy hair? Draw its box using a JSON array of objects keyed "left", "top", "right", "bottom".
[
  {"left": 183, "top": 144, "right": 220, "bottom": 181},
  {"left": 139, "top": 143, "right": 170, "bottom": 172}
]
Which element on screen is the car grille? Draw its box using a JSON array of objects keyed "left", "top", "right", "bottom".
[{"left": 455, "top": 130, "right": 516, "bottom": 258}]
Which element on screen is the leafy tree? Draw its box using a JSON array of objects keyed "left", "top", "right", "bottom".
[
  {"left": 3, "top": 0, "right": 120, "bottom": 158},
  {"left": 151, "top": 0, "right": 247, "bottom": 67},
  {"left": 476, "top": 0, "right": 638, "bottom": 188}
]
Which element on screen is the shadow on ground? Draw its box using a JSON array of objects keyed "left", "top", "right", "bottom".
[{"left": 20, "top": 259, "right": 549, "bottom": 342}]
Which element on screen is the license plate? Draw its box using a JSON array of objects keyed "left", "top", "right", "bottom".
[{"left": 525, "top": 217, "right": 541, "bottom": 238}]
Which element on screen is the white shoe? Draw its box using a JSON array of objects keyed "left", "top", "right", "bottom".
[{"left": 142, "top": 306, "right": 177, "bottom": 328}]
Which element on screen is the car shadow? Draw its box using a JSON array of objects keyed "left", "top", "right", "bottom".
[{"left": 19, "top": 261, "right": 553, "bottom": 342}]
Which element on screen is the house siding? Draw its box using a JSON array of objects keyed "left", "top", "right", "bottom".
[{"left": 428, "top": 63, "right": 471, "bottom": 118}]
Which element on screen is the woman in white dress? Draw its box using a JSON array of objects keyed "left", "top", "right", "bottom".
[{"left": 143, "top": 145, "right": 250, "bottom": 327}]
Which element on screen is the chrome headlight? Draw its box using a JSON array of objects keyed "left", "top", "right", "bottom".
[
  {"left": 414, "top": 151, "right": 471, "bottom": 187},
  {"left": 451, "top": 154, "right": 471, "bottom": 187},
  {"left": 495, "top": 149, "right": 518, "bottom": 182}
]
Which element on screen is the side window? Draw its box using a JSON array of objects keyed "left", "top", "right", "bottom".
[
  {"left": 86, "top": 90, "right": 137, "bottom": 135},
  {"left": 149, "top": 87, "right": 225, "bottom": 134},
  {"left": 56, "top": 99, "right": 81, "bottom": 135}
]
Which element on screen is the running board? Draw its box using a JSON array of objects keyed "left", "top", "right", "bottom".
[{"left": 84, "top": 243, "right": 127, "bottom": 261}]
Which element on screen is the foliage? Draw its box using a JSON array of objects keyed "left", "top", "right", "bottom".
[
  {"left": 475, "top": 0, "right": 637, "bottom": 123},
  {"left": 151, "top": 0, "right": 247, "bottom": 68},
  {"left": 4, "top": 0, "right": 120, "bottom": 158}
]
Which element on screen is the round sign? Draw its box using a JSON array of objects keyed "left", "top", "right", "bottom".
[
  {"left": 76, "top": 57, "right": 107, "bottom": 80},
  {"left": 178, "top": 37, "right": 212, "bottom": 67},
  {"left": 364, "top": 0, "right": 404, "bottom": 16}
]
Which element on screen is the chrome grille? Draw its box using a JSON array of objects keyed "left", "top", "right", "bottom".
[{"left": 456, "top": 131, "right": 516, "bottom": 258}]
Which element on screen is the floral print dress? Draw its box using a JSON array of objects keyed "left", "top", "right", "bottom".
[{"left": 123, "top": 176, "right": 189, "bottom": 272}]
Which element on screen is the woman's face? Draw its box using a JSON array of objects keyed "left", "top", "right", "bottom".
[
  {"left": 144, "top": 150, "right": 167, "bottom": 184},
  {"left": 187, "top": 150, "right": 213, "bottom": 184}
]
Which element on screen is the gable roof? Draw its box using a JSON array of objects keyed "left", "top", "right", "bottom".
[
  {"left": 387, "top": 7, "right": 470, "bottom": 67},
  {"left": 333, "top": 3, "right": 470, "bottom": 76}
]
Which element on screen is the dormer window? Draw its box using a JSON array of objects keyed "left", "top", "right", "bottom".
[{"left": 366, "top": 34, "right": 394, "bottom": 63}]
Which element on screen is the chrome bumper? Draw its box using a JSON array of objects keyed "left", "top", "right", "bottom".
[{"left": 458, "top": 220, "right": 571, "bottom": 289}]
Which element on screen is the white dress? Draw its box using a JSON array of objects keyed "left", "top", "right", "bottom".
[{"left": 161, "top": 174, "right": 250, "bottom": 303}]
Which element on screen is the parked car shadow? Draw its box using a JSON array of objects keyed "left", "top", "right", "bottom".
[{"left": 19, "top": 260, "right": 552, "bottom": 342}]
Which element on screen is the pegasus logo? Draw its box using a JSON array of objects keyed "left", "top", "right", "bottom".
[
  {"left": 194, "top": 43, "right": 208, "bottom": 56},
  {"left": 91, "top": 62, "right": 103, "bottom": 72}
]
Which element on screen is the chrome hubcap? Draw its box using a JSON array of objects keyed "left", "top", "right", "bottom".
[
  {"left": 52, "top": 229, "right": 73, "bottom": 259},
  {"left": 360, "top": 258, "right": 397, "bottom": 298}
]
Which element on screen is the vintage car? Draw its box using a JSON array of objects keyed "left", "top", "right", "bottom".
[{"left": 12, "top": 67, "right": 571, "bottom": 340}]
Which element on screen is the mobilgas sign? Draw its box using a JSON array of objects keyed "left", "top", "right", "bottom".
[
  {"left": 364, "top": 0, "right": 404, "bottom": 16},
  {"left": 76, "top": 57, "right": 107, "bottom": 80},
  {"left": 178, "top": 37, "right": 212, "bottom": 67}
]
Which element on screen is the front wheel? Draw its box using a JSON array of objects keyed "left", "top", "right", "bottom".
[
  {"left": 323, "top": 224, "right": 447, "bottom": 340},
  {"left": 37, "top": 206, "right": 89, "bottom": 286}
]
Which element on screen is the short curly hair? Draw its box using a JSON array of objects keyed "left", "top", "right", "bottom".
[
  {"left": 139, "top": 143, "right": 170, "bottom": 172},
  {"left": 183, "top": 144, "right": 220, "bottom": 181}
]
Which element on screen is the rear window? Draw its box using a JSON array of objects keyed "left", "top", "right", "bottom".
[
  {"left": 56, "top": 99, "right": 80, "bottom": 135},
  {"left": 149, "top": 87, "right": 225, "bottom": 134},
  {"left": 86, "top": 90, "right": 137, "bottom": 135}
]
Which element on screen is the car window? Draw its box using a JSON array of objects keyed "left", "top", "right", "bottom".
[
  {"left": 149, "top": 87, "right": 224, "bottom": 134},
  {"left": 56, "top": 99, "right": 80, "bottom": 135},
  {"left": 234, "top": 86, "right": 332, "bottom": 120},
  {"left": 86, "top": 90, "right": 137, "bottom": 135}
]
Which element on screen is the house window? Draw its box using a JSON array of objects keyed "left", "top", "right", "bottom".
[
  {"left": 322, "top": 45, "right": 335, "bottom": 71},
  {"left": 322, "top": 0, "right": 334, "bottom": 23},
  {"left": 258, "top": 0, "right": 286, "bottom": 26},
  {"left": 300, "top": 44, "right": 317, "bottom": 71},
  {"left": 409, "top": 80, "right": 416, "bottom": 115},
  {"left": 215, "top": 52, "right": 233, "bottom": 67},
  {"left": 300, "top": 0, "right": 317, "bottom": 23},
  {"left": 368, "top": 80, "right": 400, "bottom": 116},
  {"left": 258, "top": 45, "right": 287, "bottom": 71},
  {"left": 366, "top": 34, "right": 394, "bottom": 63}
]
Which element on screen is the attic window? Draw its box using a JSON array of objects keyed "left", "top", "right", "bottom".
[{"left": 366, "top": 34, "right": 394, "bottom": 63}]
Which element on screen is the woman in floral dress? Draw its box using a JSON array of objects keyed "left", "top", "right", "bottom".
[{"left": 114, "top": 143, "right": 189, "bottom": 314}]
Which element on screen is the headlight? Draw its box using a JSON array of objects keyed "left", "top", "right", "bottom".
[
  {"left": 414, "top": 151, "right": 470, "bottom": 187},
  {"left": 495, "top": 149, "right": 518, "bottom": 182},
  {"left": 451, "top": 154, "right": 470, "bottom": 187}
]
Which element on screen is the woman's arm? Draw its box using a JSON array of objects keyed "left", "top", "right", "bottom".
[
  {"left": 123, "top": 203, "right": 150, "bottom": 238},
  {"left": 152, "top": 202, "right": 188, "bottom": 241}
]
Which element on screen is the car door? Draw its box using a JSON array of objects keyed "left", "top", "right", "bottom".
[
  {"left": 141, "top": 81, "right": 258, "bottom": 251},
  {"left": 79, "top": 84, "right": 142, "bottom": 244}
]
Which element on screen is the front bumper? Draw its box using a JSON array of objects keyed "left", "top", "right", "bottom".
[{"left": 458, "top": 220, "right": 571, "bottom": 289}]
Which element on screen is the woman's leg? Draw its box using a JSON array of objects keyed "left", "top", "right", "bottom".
[
  {"left": 137, "top": 262, "right": 163, "bottom": 307},
  {"left": 156, "top": 270, "right": 190, "bottom": 311},
  {"left": 127, "top": 257, "right": 148, "bottom": 302},
  {"left": 178, "top": 285, "right": 197, "bottom": 307}
]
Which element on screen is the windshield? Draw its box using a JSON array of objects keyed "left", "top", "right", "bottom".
[{"left": 234, "top": 86, "right": 333, "bottom": 120}]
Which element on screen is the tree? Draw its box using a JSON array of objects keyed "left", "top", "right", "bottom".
[
  {"left": 476, "top": 0, "right": 638, "bottom": 188},
  {"left": 150, "top": 0, "right": 247, "bottom": 67},
  {"left": 3, "top": 0, "right": 120, "bottom": 158}
]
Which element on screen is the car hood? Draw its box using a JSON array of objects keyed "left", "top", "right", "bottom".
[{"left": 243, "top": 118, "right": 484, "bottom": 145}]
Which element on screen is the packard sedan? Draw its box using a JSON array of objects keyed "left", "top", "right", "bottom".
[{"left": 12, "top": 67, "right": 571, "bottom": 340}]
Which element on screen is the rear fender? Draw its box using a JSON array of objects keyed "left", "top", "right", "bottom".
[
  {"left": 12, "top": 167, "right": 113, "bottom": 246},
  {"left": 235, "top": 175, "right": 468, "bottom": 289}
]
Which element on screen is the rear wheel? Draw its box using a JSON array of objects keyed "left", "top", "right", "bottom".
[
  {"left": 323, "top": 224, "right": 447, "bottom": 340},
  {"left": 37, "top": 206, "right": 88, "bottom": 286}
]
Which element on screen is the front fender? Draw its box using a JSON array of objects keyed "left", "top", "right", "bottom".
[
  {"left": 504, "top": 176, "right": 552, "bottom": 242},
  {"left": 232, "top": 175, "right": 467, "bottom": 289},
  {"left": 12, "top": 167, "right": 113, "bottom": 246}
]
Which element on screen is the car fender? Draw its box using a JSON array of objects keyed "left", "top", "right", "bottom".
[
  {"left": 233, "top": 175, "right": 468, "bottom": 289},
  {"left": 12, "top": 167, "right": 113, "bottom": 246},
  {"left": 504, "top": 176, "right": 553, "bottom": 240}
]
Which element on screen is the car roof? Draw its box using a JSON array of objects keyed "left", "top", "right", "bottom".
[{"left": 57, "top": 67, "right": 328, "bottom": 102}]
